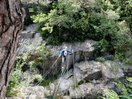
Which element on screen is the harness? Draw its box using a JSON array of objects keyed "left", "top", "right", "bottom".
[{"left": 59, "top": 49, "right": 73, "bottom": 57}]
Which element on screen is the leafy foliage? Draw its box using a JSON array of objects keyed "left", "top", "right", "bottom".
[
  {"left": 6, "top": 53, "right": 28, "bottom": 97},
  {"left": 102, "top": 79, "right": 132, "bottom": 99},
  {"left": 32, "top": 0, "right": 101, "bottom": 44},
  {"left": 102, "top": 89, "right": 119, "bottom": 99},
  {"left": 32, "top": 0, "right": 132, "bottom": 60},
  {"left": 114, "top": 80, "right": 132, "bottom": 99},
  {"left": 6, "top": 45, "right": 50, "bottom": 97}
]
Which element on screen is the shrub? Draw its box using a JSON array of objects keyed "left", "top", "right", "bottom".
[
  {"left": 32, "top": 0, "right": 132, "bottom": 60},
  {"left": 32, "top": 0, "right": 94, "bottom": 44},
  {"left": 114, "top": 81, "right": 132, "bottom": 99},
  {"left": 6, "top": 56, "right": 24, "bottom": 97},
  {"left": 102, "top": 89, "right": 119, "bottom": 99},
  {"left": 94, "top": 0, "right": 132, "bottom": 59},
  {"left": 112, "top": 0, "right": 132, "bottom": 32},
  {"left": 6, "top": 45, "right": 49, "bottom": 97}
]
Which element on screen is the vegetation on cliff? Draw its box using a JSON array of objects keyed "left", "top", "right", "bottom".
[{"left": 32, "top": 0, "right": 132, "bottom": 61}]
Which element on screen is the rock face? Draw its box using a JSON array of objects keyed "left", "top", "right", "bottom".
[
  {"left": 48, "top": 40, "right": 96, "bottom": 57},
  {"left": 48, "top": 61, "right": 125, "bottom": 98},
  {"left": 74, "top": 61, "right": 102, "bottom": 83},
  {"left": 6, "top": 86, "right": 50, "bottom": 99},
  {"left": 18, "top": 25, "right": 97, "bottom": 77},
  {"left": 101, "top": 61, "right": 124, "bottom": 80},
  {"left": 74, "top": 61, "right": 124, "bottom": 83},
  {"left": 18, "top": 33, "right": 43, "bottom": 55},
  {"left": 43, "top": 40, "right": 96, "bottom": 77},
  {"left": 122, "top": 65, "right": 132, "bottom": 76},
  {"left": 49, "top": 69, "right": 74, "bottom": 95},
  {"left": 21, "top": 24, "right": 37, "bottom": 38},
  {"left": 20, "top": 86, "right": 49, "bottom": 99},
  {"left": 58, "top": 70, "right": 74, "bottom": 93},
  {"left": 14, "top": 23, "right": 132, "bottom": 99},
  {"left": 69, "top": 83, "right": 104, "bottom": 99},
  {"left": 17, "top": 24, "right": 43, "bottom": 55}
]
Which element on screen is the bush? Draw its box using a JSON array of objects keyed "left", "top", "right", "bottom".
[
  {"left": 6, "top": 56, "right": 24, "bottom": 97},
  {"left": 114, "top": 80, "right": 132, "bottom": 99},
  {"left": 93, "top": 0, "right": 132, "bottom": 59},
  {"left": 32, "top": 0, "right": 94, "bottom": 44},
  {"left": 32, "top": 0, "right": 132, "bottom": 60},
  {"left": 6, "top": 45, "right": 49, "bottom": 97},
  {"left": 112, "top": 0, "right": 132, "bottom": 32},
  {"left": 102, "top": 89, "right": 119, "bottom": 99}
]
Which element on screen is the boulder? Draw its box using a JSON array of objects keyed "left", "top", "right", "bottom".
[
  {"left": 74, "top": 61, "right": 102, "bottom": 83},
  {"left": 20, "top": 24, "right": 37, "bottom": 38},
  {"left": 63, "top": 96, "right": 71, "bottom": 99},
  {"left": 58, "top": 70, "right": 74, "bottom": 93},
  {"left": 69, "top": 83, "right": 104, "bottom": 99},
  {"left": 101, "top": 61, "right": 124, "bottom": 80},
  {"left": 19, "top": 86, "right": 50, "bottom": 99},
  {"left": 74, "top": 60, "right": 125, "bottom": 83},
  {"left": 6, "top": 86, "right": 49, "bottom": 99},
  {"left": 49, "top": 70, "right": 74, "bottom": 95},
  {"left": 17, "top": 33, "right": 43, "bottom": 55},
  {"left": 122, "top": 65, "right": 132, "bottom": 76},
  {"left": 48, "top": 40, "right": 96, "bottom": 57}
]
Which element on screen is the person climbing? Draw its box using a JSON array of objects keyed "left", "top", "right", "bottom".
[{"left": 59, "top": 46, "right": 73, "bottom": 72}]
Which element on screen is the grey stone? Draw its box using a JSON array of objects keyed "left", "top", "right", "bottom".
[
  {"left": 69, "top": 83, "right": 104, "bottom": 99},
  {"left": 21, "top": 30, "right": 35, "bottom": 38},
  {"left": 122, "top": 65, "right": 132, "bottom": 76},
  {"left": 20, "top": 24, "right": 37, "bottom": 38},
  {"left": 63, "top": 96, "right": 71, "bottom": 99},
  {"left": 6, "top": 86, "right": 49, "bottom": 99},
  {"left": 101, "top": 61, "right": 124, "bottom": 80},
  {"left": 49, "top": 70, "right": 74, "bottom": 95},
  {"left": 74, "top": 61, "right": 102, "bottom": 83},
  {"left": 17, "top": 33, "right": 43, "bottom": 55}
]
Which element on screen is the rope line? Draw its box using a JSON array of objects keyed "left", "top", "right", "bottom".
[
  {"left": 43, "top": 55, "right": 61, "bottom": 78},
  {"left": 52, "top": 61, "right": 68, "bottom": 99}
]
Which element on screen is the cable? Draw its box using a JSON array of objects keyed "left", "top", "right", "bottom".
[{"left": 43, "top": 55, "right": 61, "bottom": 78}]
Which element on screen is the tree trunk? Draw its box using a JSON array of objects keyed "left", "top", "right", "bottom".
[{"left": 0, "top": 0, "right": 24, "bottom": 99}]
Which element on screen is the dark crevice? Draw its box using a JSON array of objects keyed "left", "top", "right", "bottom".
[
  {"left": 5, "top": 50, "right": 11, "bottom": 85},
  {"left": 0, "top": 14, "right": 4, "bottom": 37},
  {"left": 5, "top": 0, "right": 12, "bottom": 23},
  {"left": 0, "top": 40, "right": 12, "bottom": 71},
  {"left": 15, "top": 5, "right": 22, "bottom": 23}
]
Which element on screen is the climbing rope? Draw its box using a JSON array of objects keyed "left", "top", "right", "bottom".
[
  {"left": 43, "top": 55, "right": 61, "bottom": 78},
  {"left": 39, "top": 46, "right": 74, "bottom": 99},
  {"left": 52, "top": 65, "right": 67, "bottom": 99},
  {"left": 44, "top": 46, "right": 73, "bottom": 78},
  {"left": 73, "top": 51, "right": 78, "bottom": 99},
  {"left": 52, "top": 47, "right": 74, "bottom": 99}
]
